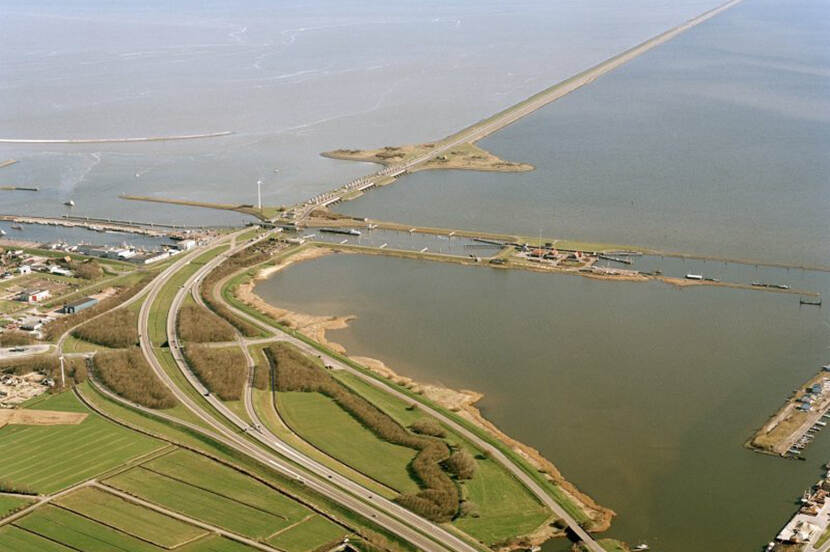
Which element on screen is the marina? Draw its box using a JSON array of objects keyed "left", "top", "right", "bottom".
[
  {"left": 769, "top": 466, "right": 830, "bottom": 551},
  {"left": 750, "top": 368, "right": 830, "bottom": 458}
]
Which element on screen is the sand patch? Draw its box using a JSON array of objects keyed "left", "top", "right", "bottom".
[
  {"left": 235, "top": 247, "right": 353, "bottom": 353},
  {"left": 0, "top": 409, "right": 87, "bottom": 427}
]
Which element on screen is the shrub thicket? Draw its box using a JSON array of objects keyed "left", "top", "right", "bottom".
[
  {"left": 200, "top": 247, "right": 271, "bottom": 338},
  {"left": 0, "top": 355, "right": 58, "bottom": 376},
  {"left": 94, "top": 348, "right": 176, "bottom": 409},
  {"left": 177, "top": 304, "right": 236, "bottom": 343},
  {"left": 409, "top": 418, "right": 446, "bottom": 438},
  {"left": 69, "top": 260, "right": 103, "bottom": 280},
  {"left": 266, "top": 343, "right": 459, "bottom": 522},
  {"left": 252, "top": 363, "right": 270, "bottom": 390},
  {"left": 43, "top": 273, "right": 153, "bottom": 341},
  {"left": 0, "top": 331, "right": 36, "bottom": 347},
  {"left": 72, "top": 309, "right": 138, "bottom": 348},
  {"left": 445, "top": 449, "right": 477, "bottom": 480},
  {"left": 184, "top": 345, "right": 248, "bottom": 401}
]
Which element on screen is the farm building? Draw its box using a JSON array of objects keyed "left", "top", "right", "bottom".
[
  {"left": 19, "top": 289, "right": 50, "bottom": 303},
  {"left": 20, "top": 318, "right": 43, "bottom": 331},
  {"left": 61, "top": 297, "right": 98, "bottom": 314}
]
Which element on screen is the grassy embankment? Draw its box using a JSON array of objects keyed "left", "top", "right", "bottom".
[{"left": 247, "top": 343, "right": 401, "bottom": 499}]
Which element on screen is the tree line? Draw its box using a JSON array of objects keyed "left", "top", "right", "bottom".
[
  {"left": 72, "top": 308, "right": 138, "bottom": 348},
  {"left": 177, "top": 304, "right": 237, "bottom": 343},
  {"left": 183, "top": 345, "right": 248, "bottom": 401},
  {"left": 265, "top": 342, "right": 462, "bottom": 522},
  {"left": 94, "top": 348, "right": 176, "bottom": 409},
  {"left": 199, "top": 246, "right": 272, "bottom": 338}
]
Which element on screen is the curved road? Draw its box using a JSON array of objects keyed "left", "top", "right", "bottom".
[{"left": 140, "top": 233, "right": 481, "bottom": 552}]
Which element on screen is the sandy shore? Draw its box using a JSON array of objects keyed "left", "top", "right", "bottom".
[
  {"left": 235, "top": 247, "right": 355, "bottom": 353},
  {"left": 236, "top": 247, "right": 615, "bottom": 538}
]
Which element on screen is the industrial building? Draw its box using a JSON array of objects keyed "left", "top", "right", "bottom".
[{"left": 61, "top": 297, "right": 98, "bottom": 314}]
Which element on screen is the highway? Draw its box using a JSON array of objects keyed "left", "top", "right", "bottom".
[{"left": 137, "top": 233, "right": 482, "bottom": 552}]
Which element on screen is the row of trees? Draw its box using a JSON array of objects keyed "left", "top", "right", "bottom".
[
  {"left": 183, "top": 345, "right": 248, "bottom": 401},
  {"left": 266, "top": 343, "right": 460, "bottom": 522},
  {"left": 44, "top": 273, "right": 153, "bottom": 341},
  {"left": 94, "top": 348, "right": 176, "bottom": 409},
  {"left": 72, "top": 309, "right": 138, "bottom": 348},
  {"left": 177, "top": 304, "right": 237, "bottom": 343},
  {"left": 200, "top": 246, "right": 272, "bottom": 338}
]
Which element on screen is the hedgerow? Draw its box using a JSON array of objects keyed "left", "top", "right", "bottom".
[{"left": 266, "top": 343, "right": 460, "bottom": 522}]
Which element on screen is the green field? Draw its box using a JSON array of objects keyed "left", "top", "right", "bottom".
[
  {"left": 268, "top": 515, "right": 347, "bottom": 552},
  {"left": 0, "top": 525, "right": 74, "bottom": 551},
  {"left": 149, "top": 263, "right": 200, "bottom": 345},
  {"left": 56, "top": 486, "right": 208, "bottom": 548},
  {"left": 0, "top": 392, "right": 161, "bottom": 493},
  {"left": 0, "top": 495, "right": 31, "bottom": 519},
  {"left": 105, "top": 468, "right": 288, "bottom": 538},
  {"left": 180, "top": 536, "right": 260, "bottom": 552},
  {"left": 143, "top": 449, "right": 308, "bottom": 521},
  {"left": 454, "top": 454, "right": 550, "bottom": 543},
  {"left": 277, "top": 391, "right": 419, "bottom": 494},
  {"left": 105, "top": 449, "right": 310, "bottom": 539},
  {"left": 61, "top": 334, "right": 113, "bottom": 354},
  {"left": 251, "top": 387, "right": 395, "bottom": 498},
  {"left": 14, "top": 505, "right": 161, "bottom": 552}
]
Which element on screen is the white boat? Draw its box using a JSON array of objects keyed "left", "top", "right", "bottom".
[
  {"left": 685, "top": 274, "right": 703, "bottom": 281},
  {"left": 64, "top": 200, "right": 75, "bottom": 207},
  {"left": 0, "top": 229, "right": 5, "bottom": 236},
  {"left": 633, "top": 545, "right": 650, "bottom": 551}
]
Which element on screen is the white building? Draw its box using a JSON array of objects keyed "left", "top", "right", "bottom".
[
  {"left": 48, "top": 265, "right": 73, "bottom": 277},
  {"left": 17, "top": 265, "right": 31, "bottom": 275},
  {"left": 177, "top": 239, "right": 196, "bottom": 251}
]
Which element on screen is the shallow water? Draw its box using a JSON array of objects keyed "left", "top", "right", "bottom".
[
  {"left": 256, "top": 252, "right": 830, "bottom": 551},
  {"left": 337, "top": 0, "right": 830, "bottom": 267},
  {"left": 0, "top": 0, "right": 724, "bottom": 224}
]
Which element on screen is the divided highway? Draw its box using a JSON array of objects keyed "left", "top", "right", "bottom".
[{"left": 136, "top": 232, "right": 482, "bottom": 552}]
